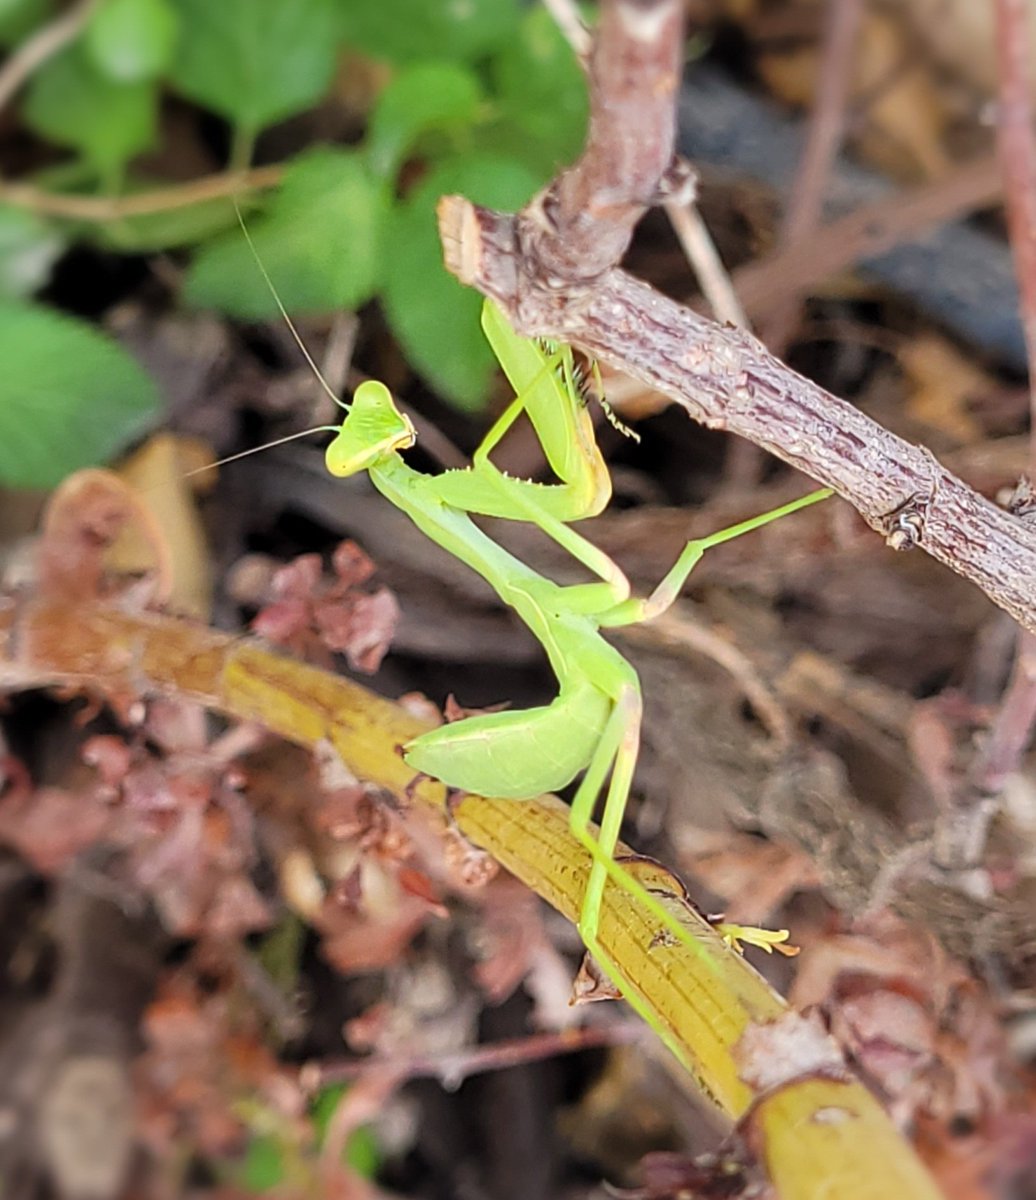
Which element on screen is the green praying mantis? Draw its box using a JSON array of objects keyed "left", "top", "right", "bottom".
[{"left": 315, "top": 299, "right": 831, "bottom": 990}]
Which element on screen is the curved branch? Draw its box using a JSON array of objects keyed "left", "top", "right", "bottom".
[{"left": 0, "top": 594, "right": 942, "bottom": 1200}]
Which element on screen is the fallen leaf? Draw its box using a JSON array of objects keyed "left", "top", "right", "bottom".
[{"left": 900, "top": 336, "right": 991, "bottom": 444}]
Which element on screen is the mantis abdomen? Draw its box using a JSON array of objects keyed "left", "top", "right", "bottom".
[{"left": 405, "top": 679, "right": 612, "bottom": 799}]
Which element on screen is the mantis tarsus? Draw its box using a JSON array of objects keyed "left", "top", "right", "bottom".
[{"left": 318, "top": 300, "right": 831, "bottom": 992}]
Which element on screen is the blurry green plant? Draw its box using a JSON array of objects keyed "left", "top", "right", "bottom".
[
  {"left": 232, "top": 1083, "right": 380, "bottom": 1194},
  {"left": 0, "top": 0, "right": 589, "bottom": 486}
]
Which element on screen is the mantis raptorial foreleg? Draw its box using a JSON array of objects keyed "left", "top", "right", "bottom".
[{"left": 433, "top": 304, "right": 611, "bottom": 523}]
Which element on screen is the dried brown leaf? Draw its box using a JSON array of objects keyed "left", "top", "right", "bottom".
[
  {"left": 250, "top": 542, "right": 399, "bottom": 673},
  {"left": 38, "top": 469, "right": 171, "bottom": 604},
  {"left": 790, "top": 912, "right": 1011, "bottom": 1123},
  {"left": 0, "top": 782, "right": 109, "bottom": 872},
  {"left": 678, "top": 828, "right": 822, "bottom": 922},
  {"left": 317, "top": 885, "right": 434, "bottom": 974}
]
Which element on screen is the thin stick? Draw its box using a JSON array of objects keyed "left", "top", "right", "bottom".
[
  {"left": 619, "top": 608, "right": 792, "bottom": 748},
  {"left": 307, "top": 1022, "right": 645, "bottom": 1089},
  {"left": 994, "top": 0, "right": 1036, "bottom": 464},
  {"left": 731, "top": 152, "right": 1001, "bottom": 320},
  {"left": 540, "top": 0, "right": 590, "bottom": 61},
  {"left": 0, "top": 0, "right": 101, "bottom": 115},
  {"left": 726, "top": 0, "right": 863, "bottom": 490},
  {"left": 0, "top": 165, "right": 284, "bottom": 220},
  {"left": 317, "top": 312, "right": 359, "bottom": 415},
  {"left": 760, "top": 0, "right": 866, "bottom": 354},
  {"left": 664, "top": 199, "right": 748, "bottom": 329}
]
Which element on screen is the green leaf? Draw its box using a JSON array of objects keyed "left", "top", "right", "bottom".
[
  {"left": 311, "top": 1084, "right": 345, "bottom": 1140},
  {"left": 22, "top": 44, "right": 157, "bottom": 174},
  {"left": 366, "top": 62, "right": 482, "bottom": 179},
  {"left": 339, "top": 0, "right": 520, "bottom": 65},
  {"left": 345, "top": 1125, "right": 380, "bottom": 1178},
  {"left": 488, "top": 5, "right": 588, "bottom": 175},
  {"left": 0, "top": 0, "right": 51, "bottom": 46},
  {"left": 185, "top": 149, "right": 385, "bottom": 318},
  {"left": 311, "top": 1086, "right": 379, "bottom": 1177},
  {"left": 0, "top": 303, "right": 160, "bottom": 488},
  {"left": 0, "top": 206, "right": 65, "bottom": 298},
  {"left": 85, "top": 0, "right": 180, "bottom": 84},
  {"left": 382, "top": 155, "right": 539, "bottom": 410},
  {"left": 169, "top": 0, "right": 339, "bottom": 137}
]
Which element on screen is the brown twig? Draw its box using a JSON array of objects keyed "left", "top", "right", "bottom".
[
  {"left": 712, "top": 0, "right": 867, "bottom": 488},
  {"left": 0, "top": 165, "right": 284, "bottom": 220},
  {"left": 619, "top": 609, "right": 793, "bottom": 749},
  {"left": 731, "top": 152, "right": 1001, "bottom": 321},
  {"left": 995, "top": 0, "right": 1036, "bottom": 470},
  {"left": 307, "top": 1023, "right": 645, "bottom": 1090},
  {"left": 437, "top": 0, "right": 1036, "bottom": 639},
  {"left": 443, "top": 200, "right": 1036, "bottom": 633},
  {"left": 759, "top": 0, "right": 866, "bottom": 353},
  {"left": 664, "top": 198, "right": 748, "bottom": 329}
]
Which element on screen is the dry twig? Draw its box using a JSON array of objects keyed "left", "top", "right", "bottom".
[
  {"left": 760, "top": 0, "right": 866, "bottom": 353},
  {"left": 438, "top": 0, "right": 1036, "bottom": 639},
  {"left": 0, "top": 165, "right": 284, "bottom": 220}
]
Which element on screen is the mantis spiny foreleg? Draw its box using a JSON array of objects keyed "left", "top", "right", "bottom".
[{"left": 433, "top": 303, "right": 611, "bottom": 523}]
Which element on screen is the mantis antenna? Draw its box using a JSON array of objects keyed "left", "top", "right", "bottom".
[
  {"left": 181, "top": 424, "right": 343, "bottom": 478},
  {"left": 233, "top": 198, "right": 349, "bottom": 414},
  {"left": 179, "top": 202, "right": 354, "bottom": 481}
]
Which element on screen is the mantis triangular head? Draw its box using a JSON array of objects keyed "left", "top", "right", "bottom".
[{"left": 325, "top": 381, "right": 417, "bottom": 478}]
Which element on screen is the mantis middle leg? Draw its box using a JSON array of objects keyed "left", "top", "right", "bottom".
[
  {"left": 559, "top": 651, "right": 721, "bottom": 986},
  {"left": 599, "top": 487, "right": 833, "bottom": 628}
]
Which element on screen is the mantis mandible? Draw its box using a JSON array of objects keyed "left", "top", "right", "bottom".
[{"left": 320, "top": 301, "right": 831, "bottom": 991}]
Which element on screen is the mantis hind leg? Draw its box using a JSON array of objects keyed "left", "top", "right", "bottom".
[{"left": 567, "top": 676, "right": 728, "bottom": 992}]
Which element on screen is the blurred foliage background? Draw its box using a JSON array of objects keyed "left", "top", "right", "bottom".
[{"left": 0, "top": 0, "right": 588, "bottom": 487}]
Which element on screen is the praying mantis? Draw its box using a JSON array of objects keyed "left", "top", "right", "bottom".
[{"left": 319, "top": 300, "right": 832, "bottom": 989}]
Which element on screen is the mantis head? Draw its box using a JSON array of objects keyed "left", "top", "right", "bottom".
[{"left": 325, "top": 381, "right": 416, "bottom": 477}]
